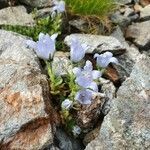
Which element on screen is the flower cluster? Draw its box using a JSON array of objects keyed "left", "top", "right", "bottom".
[
  {"left": 26, "top": 2, "right": 118, "bottom": 136},
  {"left": 26, "top": 32, "right": 118, "bottom": 134},
  {"left": 73, "top": 60, "right": 101, "bottom": 104}
]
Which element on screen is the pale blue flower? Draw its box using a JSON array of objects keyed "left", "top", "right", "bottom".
[
  {"left": 70, "top": 37, "right": 88, "bottom": 62},
  {"left": 94, "top": 52, "right": 118, "bottom": 68},
  {"left": 51, "top": 0, "right": 65, "bottom": 18},
  {"left": 26, "top": 33, "right": 58, "bottom": 60},
  {"left": 75, "top": 89, "right": 93, "bottom": 105},
  {"left": 61, "top": 99, "right": 73, "bottom": 110},
  {"left": 73, "top": 60, "right": 101, "bottom": 91},
  {"left": 72, "top": 125, "right": 81, "bottom": 136}
]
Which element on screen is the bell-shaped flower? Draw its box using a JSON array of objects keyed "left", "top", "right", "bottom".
[
  {"left": 73, "top": 60, "right": 101, "bottom": 91},
  {"left": 51, "top": 0, "right": 65, "bottom": 17},
  {"left": 70, "top": 37, "right": 88, "bottom": 62},
  {"left": 94, "top": 52, "right": 118, "bottom": 68},
  {"left": 75, "top": 89, "right": 93, "bottom": 105},
  {"left": 61, "top": 99, "right": 73, "bottom": 110},
  {"left": 26, "top": 33, "right": 58, "bottom": 60},
  {"left": 72, "top": 125, "right": 81, "bottom": 136}
]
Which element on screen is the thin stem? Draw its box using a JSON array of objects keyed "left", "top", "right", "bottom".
[{"left": 45, "top": 60, "right": 56, "bottom": 91}]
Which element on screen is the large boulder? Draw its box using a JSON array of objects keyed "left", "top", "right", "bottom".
[
  {"left": 126, "top": 20, "right": 150, "bottom": 50},
  {"left": 0, "top": 6, "right": 35, "bottom": 26},
  {"left": 0, "top": 30, "right": 55, "bottom": 150},
  {"left": 85, "top": 54, "right": 150, "bottom": 150},
  {"left": 64, "top": 34, "right": 126, "bottom": 55}
]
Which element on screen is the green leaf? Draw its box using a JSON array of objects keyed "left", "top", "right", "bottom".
[{"left": 54, "top": 77, "right": 63, "bottom": 87}]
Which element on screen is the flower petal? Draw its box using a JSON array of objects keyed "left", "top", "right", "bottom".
[
  {"left": 70, "top": 38, "right": 86, "bottom": 62},
  {"left": 75, "top": 89, "right": 92, "bottom": 105},
  {"left": 84, "top": 60, "right": 93, "bottom": 71},
  {"left": 94, "top": 53, "right": 99, "bottom": 59},
  {"left": 26, "top": 40, "right": 37, "bottom": 49},
  {"left": 58, "top": 1, "right": 65, "bottom": 13},
  {"left": 61, "top": 99, "right": 73, "bottom": 110},
  {"left": 97, "top": 56, "right": 109, "bottom": 68},
  {"left": 52, "top": 0, "right": 65, "bottom": 13},
  {"left": 103, "top": 51, "right": 113, "bottom": 58},
  {"left": 72, "top": 67, "right": 81, "bottom": 77},
  {"left": 87, "top": 82, "right": 98, "bottom": 92},
  {"left": 75, "top": 76, "right": 92, "bottom": 88},
  {"left": 81, "top": 43, "right": 89, "bottom": 52},
  {"left": 109, "top": 57, "right": 118, "bottom": 65},
  {"left": 38, "top": 32, "right": 45, "bottom": 41},
  {"left": 92, "top": 70, "right": 102, "bottom": 80}
]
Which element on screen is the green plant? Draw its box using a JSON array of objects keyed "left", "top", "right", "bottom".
[
  {"left": 65, "top": 0, "right": 116, "bottom": 19},
  {"left": 0, "top": 14, "right": 62, "bottom": 41}
]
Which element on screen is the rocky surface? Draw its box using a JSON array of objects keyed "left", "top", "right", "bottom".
[
  {"left": 65, "top": 34, "right": 126, "bottom": 55},
  {"left": 0, "top": 30, "right": 55, "bottom": 150},
  {"left": 140, "top": 4, "right": 150, "bottom": 21},
  {"left": 126, "top": 20, "right": 150, "bottom": 50},
  {"left": 75, "top": 93, "right": 106, "bottom": 131},
  {"left": 85, "top": 54, "right": 150, "bottom": 150},
  {"left": 19, "top": 0, "right": 52, "bottom": 8},
  {"left": 52, "top": 51, "right": 72, "bottom": 76},
  {"left": 54, "top": 128, "right": 84, "bottom": 150},
  {"left": 0, "top": 6, "right": 35, "bottom": 26},
  {"left": 111, "top": 26, "right": 140, "bottom": 81},
  {"left": 111, "top": 11, "right": 131, "bottom": 28},
  {"left": 111, "top": 5, "right": 139, "bottom": 28},
  {"left": 0, "top": 0, "right": 150, "bottom": 149}
]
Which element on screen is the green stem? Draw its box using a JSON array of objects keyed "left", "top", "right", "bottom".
[{"left": 45, "top": 60, "right": 56, "bottom": 91}]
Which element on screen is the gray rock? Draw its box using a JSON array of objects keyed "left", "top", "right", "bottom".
[
  {"left": 140, "top": 4, "right": 150, "bottom": 21},
  {"left": 55, "top": 128, "right": 84, "bottom": 150},
  {"left": 0, "top": 6, "right": 35, "bottom": 26},
  {"left": 142, "top": 49, "right": 150, "bottom": 57},
  {"left": 124, "top": 7, "right": 135, "bottom": 17},
  {"left": 129, "top": 13, "right": 139, "bottom": 21},
  {"left": 111, "top": 26, "right": 140, "bottom": 80},
  {"left": 52, "top": 51, "right": 72, "bottom": 76},
  {"left": 69, "top": 19, "right": 88, "bottom": 32},
  {"left": 0, "top": 30, "right": 55, "bottom": 149},
  {"left": 126, "top": 20, "right": 150, "bottom": 50},
  {"left": 100, "top": 78, "right": 116, "bottom": 100},
  {"left": 44, "top": 144, "right": 60, "bottom": 150},
  {"left": 85, "top": 54, "right": 150, "bottom": 150},
  {"left": 19, "top": 0, "right": 52, "bottom": 8},
  {"left": 64, "top": 34, "right": 126, "bottom": 55},
  {"left": 69, "top": 19, "right": 106, "bottom": 34},
  {"left": 111, "top": 7, "right": 139, "bottom": 27},
  {"left": 111, "top": 11, "right": 131, "bottom": 28},
  {"left": 100, "top": 78, "right": 116, "bottom": 116},
  {"left": 36, "top": 7, "right": 53, "bottom": 18}
]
